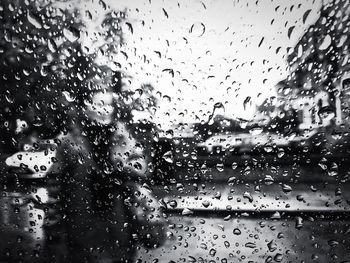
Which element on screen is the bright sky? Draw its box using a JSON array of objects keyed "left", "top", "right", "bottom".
[{"left": 83, "top": 0, "right": 324, "bottom": 129}]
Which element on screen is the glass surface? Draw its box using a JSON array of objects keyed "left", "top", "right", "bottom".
[{"left": 1, "top": 0, "right": 350, "bottom": 262}]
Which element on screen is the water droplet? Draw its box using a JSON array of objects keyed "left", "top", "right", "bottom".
[
  {"left": 282, "top": 184, "right": 292, "bottom": 193},
  {"left": 231, "top": 162, "right": 238, "bottom": 170},
  {"left": 214, "top": 191, "right": 221, "bottom": 199},
  {"left": 169, "top": 200, "right": 177, "bottom": 208},
  {"left": 295, "top": 216, "right": 303, "bottom": 229},
  {"left": 264, "top": 145, "right": 273, "bottom": 153},
  {"left": 264, "top": 175, "right": 274, "bottom": 185},
  {"left": 48, "top": 39, "right": 57, "bottom": 53},
  {"left": 216, "top": 163, "right": 224, "bottom": 172},
  {"left": 189, "top": 22, "right": 206, "bottom": 37},
  {"left": 243, "top": 96, "right": 251, "bottom": 110},
  {"left": 243, "top": 192, "right": 253, "bottom": 202},
  {"left": 182, "top": 208, "right": 194, "bottom": 215},
  {"left": 319, "top": 34, "right": 332, "bottom": 50},
  {"left": 328, "top": 240, "right": 339, "bottom": 247},
  {"left": 209, "top": 248, "right": 216, "bottom": 256},
  {"left": 274, "top": 253, "right": 283, "bottom": 262},
  {"left": 200, "top": 243, "right": 208, "bottom": 250},
  {"left": 287, "top": 26, "right": 295, "bottom": 39},
  {"left": 245, "top": 242, "right": 256, "bottom": 248},
  {"left": 249, "top": 127, "right": 263, "bottom": 135},
  {"left": 270, "top": 211, "right": 281, "bottom": 219},
  {"left": 233, "top": 228, "right": 241, "bottom": 235},
  {"left": 27, "top": 11, "right": 42, "bottom": 29},
  {"left": 63, "top": 27, "right": 80, "bottom": 42},
  {"left": 267, "top": 240, "right": 277, "bottom": 252},
  {"left": 202, "top": 200, "right": 210, "bottom": 208},
  {"left": 162, "top": 150, "right": 174, "bottom": 163},
  {"left": 200, "top": 163, "right": 208, "bottom": 174},
  {"left": 277, "top": 148, "right": 285, "bottom": 158},
  {"left": 63, "top": 91, "right": 75, "bottom": 102}
]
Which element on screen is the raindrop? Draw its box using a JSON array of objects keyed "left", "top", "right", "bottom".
[
  {"left": 169, "top": 200, "right": 177, "bottom": 208},
  {"left": 258, "top": 37, "right": 264, "bottom": 47},
  {"left": 214, "top": 191, "right": 221, "bottom": 199},
  {"left": 202, "top": 200, "right": 210, "bottom": 208},
  {"left": 245, "top": 242, "right": 256, "bottom": 248},
  {"left": 282, "top": 184, "right": 292, "bottom": 193},
  {"left": 216, "top": 163, "right": 224, "bottom": 172},
  {"left": 48, "top": 39, "right": 57, "bottom": 53},
  {"left": 249, "top": 127, "right": 263, "bottom": 135},
  {"left": 182, "top": 208, "right": 194, "bottom": 215},
  {"left": 270, "top": 211, "right": 281, "bottom": 219},
  {"left": 233, "top": 228, "right": 241, "bottom": 235},
  {"left": 63, "top": 27, "right": 80, "bottom": 42},
  {"left": 209, "top": 248, "right": 216, "bottom": 257},
  {"left": 264, "top": 145, "right": 273, "bottom": 153},
  {"left": 27, "top": 11, "right": 42, "bottom": 29},
  {"left": 328, "top": 240, "right": 339, "bottom": 247},
  {"left": 189, "top": 22, "right": 206, "bottom": 37},
  {"left": 302, "top": 9, "right": 312, "bottom": 24},
  {"left": 277, "top": 148, "right": 285, "bottom": 158},
  {"left": 162, "top": 150, "right": 174, "bottom": 163},
  {"left": 265, "top": 256, "right": 273, "bottom": 263},
  {"left": 238, "top": 118, "right": 249, "bottom": 129},
  {"left": 200, "top": 243, "right": 208, "bottom": 250},
  {"left": 243, "top": 192, "right": 253, "bottom": 202},
  {"left": 231, "top": 162, "right": 238, "bottom": 170},
  {"left": 319, "top": 34, "right": 332, "bottom": 50},
  {"left": 200, "top": 163, "right": 208, "bottom": 174},
  {"left": 162, "top": 8, "right": 169, "bottom": 18},
  {"left": 264, "top": 175, "right": 274, "bottom": 185},
  {"left": 267, "top": 240, "right": 277, "bottom": 252},
  {"left": 287, "top": 26, "right": 295, "bottom": 39},
  {"left": 243, "top": 96, "right": 251, "bottom": 110},
  {"left": 274, "top": 253, "right": 283, "bottom": 262},
  {"left": 125, "top": 22, "right": 133, "bottom": 34},
  {"left": 295, "top": 216, "right": 303, "bottom": 229},
  {"left": 187, "top": 256, "right": 196, "bottom": 262},
  {"left": 63, "top": 91, "right": 75, "bottom": 102},
  {"left": 99, "top": 0, "right": 107, "bottom": 10}
]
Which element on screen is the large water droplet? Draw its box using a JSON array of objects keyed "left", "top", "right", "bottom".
[
  {"left": 189, "top": 22, "right": 206, "bottom": 37},
  {"left": 27, "top": 11, "right": 43, "bottom": 29},
  {"left": 182, "top": 208, "right": 194, "bottom": 215},
  {"left": 63, "top": 27, "right": 80, "bottom": 42},
  {"left": 162, "top": 150, "right": 174, "bottom": 163},
  {"left": 319, "top": 34, "right": 332, "bottom": 50},
  {"left": 63, "top": 91, "right": 75, "bottom": 102},
  {"left": 48, "top": 39, "right": 57, "bottom": 53}
]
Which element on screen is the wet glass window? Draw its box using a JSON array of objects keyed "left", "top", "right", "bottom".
[{"left": 1, "top": 0, "right": 350, "bottom": 262}]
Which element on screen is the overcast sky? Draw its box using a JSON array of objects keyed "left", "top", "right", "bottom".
[{"left": 84, "top": 0, "right": 324, "bottom": 128}]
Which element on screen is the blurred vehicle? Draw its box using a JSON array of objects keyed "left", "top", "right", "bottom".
[
  {"left": 5, "top": 139, "right": 57, "bottom": 179},
  {"left": 195, "top": 131, "right": 290, "bottom": 156},
  {"left": 292, "top": 125, "right": 350, "bottom": 155}
]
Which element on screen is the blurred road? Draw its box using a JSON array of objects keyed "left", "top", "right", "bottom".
[
  {"left": 1, "top": 163, "right": 350, "bottom": 262},
  {"left": 136, "top": 214, "right": 350, "bottom": 263}
]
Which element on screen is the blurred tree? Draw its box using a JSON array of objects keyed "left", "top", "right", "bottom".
[
  {"left": 193, "top": 115, "right": 244, "bottom": 140},
  {"left": 0, "top": 0, "right": 157, "bottom": 143}
]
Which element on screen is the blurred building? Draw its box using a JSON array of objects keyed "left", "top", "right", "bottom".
[{"left": 284, "top": 0, "right": 350, "bottom": 129}]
